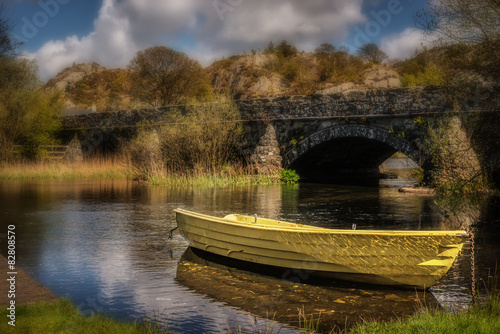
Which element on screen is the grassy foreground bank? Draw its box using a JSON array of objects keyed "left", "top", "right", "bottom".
[
  {"left": 1, "top": 296, "right": 499, "bottom": 333},
  {"left": 349, "top": 296, "right": 500, "bottom": 334},
  {"left": 0, "top": 299, "right": 170, "bottom": 333}
]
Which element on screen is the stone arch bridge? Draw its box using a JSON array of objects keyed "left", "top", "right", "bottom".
[{"left": 61, "top": 88, "right": 486, "bottom": 183}]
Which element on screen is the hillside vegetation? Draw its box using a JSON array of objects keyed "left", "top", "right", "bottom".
[
  {"left": 47, "top": 42, "right": 404, "bottom": 109},
  {"left": 45, "top": 40, "right": 498, "bottom": 111}
]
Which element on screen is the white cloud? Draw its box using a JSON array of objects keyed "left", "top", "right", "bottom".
[
  {"left": 30, "top": 0, "right": 367, "bottom": 80},
  {"left": 30, "top": 0, "right": 138, "bottom": 80},
  {"left": 380, "top": 28, "right": 435, "bottom": 60}
]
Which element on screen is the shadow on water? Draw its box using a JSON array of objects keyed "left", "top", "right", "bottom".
[{"left": 177, "top": 247, "right": 438, "bottom": 332}]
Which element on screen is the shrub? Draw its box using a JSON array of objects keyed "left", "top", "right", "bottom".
[
  {"left": 280, "top": 169, "right": 300, "bottom": 184},
  {"left": 127, "top": 96, "right": 243, "bottom": 177},
  {"left": 400, "top": 62, "right": 446, "bottom": 87},
  {"left": 0, "top": 58, "right": 63, "bottom": 161}
]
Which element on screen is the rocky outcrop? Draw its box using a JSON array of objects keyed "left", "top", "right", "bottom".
[
  {"left": 45, "top": 62, "right": 105, "bottom": 92},
  {"left": 316, "top": 65, "right": 402, "bottom": 94},
  {"left": 47, "top": 56, "right": 403, "bottom": 110},
  {"left": 208, "top": 54, "right": 291, "bottom": 99},
  {"left": 362, "top": 65, "right": 402, "bottom": 89},
  {"left": 209, "top": 54, "right": 402, "bottom": 98}
]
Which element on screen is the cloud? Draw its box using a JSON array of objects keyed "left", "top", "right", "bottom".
[
  {"left": 380, "top": 28, "right": 435, "bottom": 60},
  {"left": 29, "top": 0, "right": 367, "bottom": 80},
  {"left": 29, "top": 0, "right": 138, "bottom": 80}
]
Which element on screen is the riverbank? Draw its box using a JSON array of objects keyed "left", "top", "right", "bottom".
[
  {"left": 0, "top": 159, "right": 285, "bottom": 186},
  {"left": 1, "top": 294, "right": 498, "bottom": 333},
  {"left": 349, "top": 295, "right": 500, "bottom": 333},
  {"left": 0, "top": 299, "right": 171, "bottom": 333},
  {"left": 0, "top": 254, "right": 170, "bottom": 333},
  {"left": 0, "top": 255, "right": 59, "bottom": 306}
]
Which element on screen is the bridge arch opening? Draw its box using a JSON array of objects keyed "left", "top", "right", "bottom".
[{"left": 283, "top": 125, "right": 424, "bottom": 184}]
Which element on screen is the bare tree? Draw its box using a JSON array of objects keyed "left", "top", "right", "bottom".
[
  {"left": 128, "top": 46, "right": 211, "bottom": 107},
  {"left": 356, "top": 43, "right": 387, "bottom": 64},
  {"left": 414, "top": 0, "right": 500, "bottom": 219},
  {"left": 0, "top": 4, "right": 21, "bottom": 59},
  {"left": 415, "top": 0, "right": 500, "bottom": 82},
  {"left": 415, "top": 0, "right": 500, "bottom": 45}
]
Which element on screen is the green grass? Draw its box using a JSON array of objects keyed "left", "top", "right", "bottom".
[
  {"left": 1, "top": 296, "right": 498, "bottom": 334},
  {"left": 0, "top": 299, "right": 171, "bottom": 333},
  {"left": 349, "top": 296, "right": 500, "bottom": 334},
  {"left": 146, "top": 173, "right": 282, "bottom": 188}
]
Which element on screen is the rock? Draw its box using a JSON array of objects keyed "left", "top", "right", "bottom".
[
  {"left": 316, "top": 82, "right": 365, "bottom": 94},
  {"left": 208, "top": 54, "right": 291, "bottom": 99},
  {"left": 398, "top": 186, "right": 435, "bottom": 195},
  {"left": 45, "top": 62, "right": 105, "bottom": 92},
  {"left": 362, "top": 65, "right": 402, "bottom": 89},
  {"left": 315, "top": 65, "right": 402, "bottom": 94}
]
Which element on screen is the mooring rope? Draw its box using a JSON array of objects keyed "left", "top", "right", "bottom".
[{"left": 466, "top": 227, "right": 477, "bottom": 302}]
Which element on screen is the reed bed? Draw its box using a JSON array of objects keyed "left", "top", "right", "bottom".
[
  {"left": 147, "top": 172, "right": 281, "bottom": 187},
  {"left": 0, "top": 157, "right": 283, "bottom": 187},
  {"left": 0, "top": 157, "right": 129, "bottom": 180}
]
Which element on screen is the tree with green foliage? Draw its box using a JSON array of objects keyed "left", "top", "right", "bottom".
[
  {"left": 0, "top": 9, "right": 62, "bottom": 161},
  {"left": 356, "top": 43, "right": 387, "bottom": 64},
  {"left": 0, "top": 59, "right": 63, "bottom": 161},
  {"left": 129, "top": 46, "right": 212, "bottom": 107}
]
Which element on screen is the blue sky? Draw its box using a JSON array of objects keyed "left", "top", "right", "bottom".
[{"left": 6, "top": 0, "right": 432, "bottom": 80}]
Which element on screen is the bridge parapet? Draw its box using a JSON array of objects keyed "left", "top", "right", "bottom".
[
  {"left": 62, "top": 88, "right": 452, "bottom": 130},
  {"left": 237, "top": 87, "right": 451, "bottom": 120}
]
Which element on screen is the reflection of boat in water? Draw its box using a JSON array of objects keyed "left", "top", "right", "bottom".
[
  {"left": 174, "top": 209, "right": 468, "bottom": 289},
  {"left": 176, "top": 247, "right": 438, "bottom": 332}
]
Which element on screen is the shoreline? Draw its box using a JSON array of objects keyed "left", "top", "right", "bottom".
[{"left": 0, "top": 254, "right": 59, "bottom": 306}]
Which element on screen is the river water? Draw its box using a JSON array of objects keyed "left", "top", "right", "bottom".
[{"left": 0, "top": 160, "right": 498, "bottom": 333}]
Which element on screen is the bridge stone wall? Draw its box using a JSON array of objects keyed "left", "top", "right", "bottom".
[
  {"left": 60, "top": 88, "right": 457, "bottom": 181},
  {"left": 237, "top": 87, "right": 450, "bottom": 119},
  {"left": 62, "top": 88, "right": 451, "bottom": 130}
]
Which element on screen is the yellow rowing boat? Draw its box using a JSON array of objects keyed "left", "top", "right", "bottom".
[{"left": 174, "top": 208, "right": 468, "bottom": 288}]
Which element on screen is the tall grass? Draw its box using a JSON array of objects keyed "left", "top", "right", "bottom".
[
  {"left": 348, "top": 296, "right": 500, "bottom": 334},
  {"left": 0, "top": 156, "right": 129, "bottom": 180},
  {"left": 349, "top": 270, "right": 500, "bottom": 334},
  {"left": 146, "top": 170, "right": 281, "bottom": 187}
]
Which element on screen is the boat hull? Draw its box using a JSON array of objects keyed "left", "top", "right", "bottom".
[{"left": 174, "top": 209, "right": 467, "bottom": 288}]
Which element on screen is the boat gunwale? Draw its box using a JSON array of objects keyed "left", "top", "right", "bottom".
[{"left": 174, "top": 208, "right": 469, "bottom": 237}]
